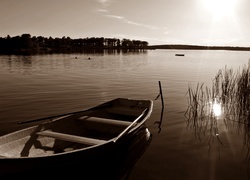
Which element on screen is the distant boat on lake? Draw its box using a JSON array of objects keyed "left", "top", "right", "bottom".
[{"left": 175, "top": 54, "right": 185, "bottom": 56}]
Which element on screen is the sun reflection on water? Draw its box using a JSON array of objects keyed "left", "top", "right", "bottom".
[{"left": 212, "top": 101, "right": 222, "bottom": 117}]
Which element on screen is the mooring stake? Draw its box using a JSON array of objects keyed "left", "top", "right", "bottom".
[
  {"left": 153, "top": 81, "right": 165, "bottom": 133},
  {"left": 158, "top": 81, "right": 164, "bottom": 108}
]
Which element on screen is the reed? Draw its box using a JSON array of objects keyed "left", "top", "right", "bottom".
[{"left": 185, "top": 63, "right": 250, "bottom": 161}]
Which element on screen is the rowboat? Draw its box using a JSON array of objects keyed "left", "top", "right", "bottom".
[
  {"left": 175, "top": 54, "right": 185, "bottom": 56},
  {"left": 0, "top": 98, "right": 153, "bottom": 178}
]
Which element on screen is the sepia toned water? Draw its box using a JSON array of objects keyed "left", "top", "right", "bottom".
[{"left": 1, "top": 49, "right": 250, "bottom": 179}]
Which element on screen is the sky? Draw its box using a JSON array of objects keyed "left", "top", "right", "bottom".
[{"left": 1, "top": 0, "right": 250, "bottom": 46}]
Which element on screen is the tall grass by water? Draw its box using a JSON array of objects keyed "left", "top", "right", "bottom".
[{"left": 185, "top": 62, "right": 250, "bottom": 163}]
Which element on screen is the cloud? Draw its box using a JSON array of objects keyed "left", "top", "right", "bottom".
[
  {"left": 95, "top": 1, "right": 169, "bottom": 35},
  {"left": 105, "top": 13, "right": 159, "bottom": 30},
  {"left": 106, "top": 14, "right": 124, "bottom": 20},
  {"left": 96, "top": 9, "right": 108, "bottom": 13},
  {"left": 96, "top": 0, "right": 112, "bottom": 8},
  {"left": 97, "top": 0, "right": 109, "bottom": 4}
]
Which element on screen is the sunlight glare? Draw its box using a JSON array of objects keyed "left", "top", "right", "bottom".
[
  {"left": 212, "top": 102, "right": 222, "bottom": 117},
  {"left": 202, "top": 0, "right": 237, "bottom": 21}
]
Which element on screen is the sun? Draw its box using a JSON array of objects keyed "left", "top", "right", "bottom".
[{"left": 202, "top": 0, "right": 237, "bottom": 21}]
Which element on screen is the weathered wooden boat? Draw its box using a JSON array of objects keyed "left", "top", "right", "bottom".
[{"left": 0, "top": 98, "right": 153, "bottom": 178}]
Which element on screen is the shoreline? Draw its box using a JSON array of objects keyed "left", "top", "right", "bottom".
[
  {"left": 147, "top": 44, "right": 250, "bottom": 51},
  {"left": 1, "top": 45, "right": 250, "bottom": 55}
]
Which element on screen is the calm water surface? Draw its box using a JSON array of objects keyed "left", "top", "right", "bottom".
[{"left": 1, "top": 50, "right": 250, "bottom": 179}]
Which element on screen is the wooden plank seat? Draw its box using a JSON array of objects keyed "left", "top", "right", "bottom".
[
  {"left": 36, "top": 130, "right": 107, "bottom": 146},
  {"left": 78, "top": 116, "right": 131, "bottom": 127},
  {"left": 107, "top": 107, "right": 144, "bottom": 116}
]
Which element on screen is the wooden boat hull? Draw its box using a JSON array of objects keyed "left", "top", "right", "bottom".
[
  {"left": 0, "top": 98, "right": 153, "bottom": 178},
  {"left": 0, "top": 127, "right": 152, "bottom": 178}
]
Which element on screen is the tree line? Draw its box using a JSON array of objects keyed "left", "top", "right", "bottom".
[{"left": 0, "top": 34, "right": 148, "bottom": 54}]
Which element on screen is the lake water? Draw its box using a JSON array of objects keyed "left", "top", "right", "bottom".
[{"left": 1, "top": 49, "right": 250, "bottom": 179}]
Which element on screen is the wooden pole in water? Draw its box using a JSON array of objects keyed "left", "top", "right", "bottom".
[
  {"left": 158, "top": 81, "right": 164, "bottom": 108},
  {"left": 154, "top": 81, "right": 165, "bottom": 133}
]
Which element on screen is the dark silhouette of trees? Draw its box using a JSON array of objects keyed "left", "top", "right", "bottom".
[
  {"left": 20, "top": 34, "right": 32, "bottom": 48},
  {"left": 0, "top": 34, "right": 148, "bottom": 54}
]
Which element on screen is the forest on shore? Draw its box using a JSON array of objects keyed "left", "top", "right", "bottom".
[
  {"left": 1, "top": 33, "right": 248, "bottom": 55},
  {"left": 0, "top": 34, "right": 149, "bottom": 54}
]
